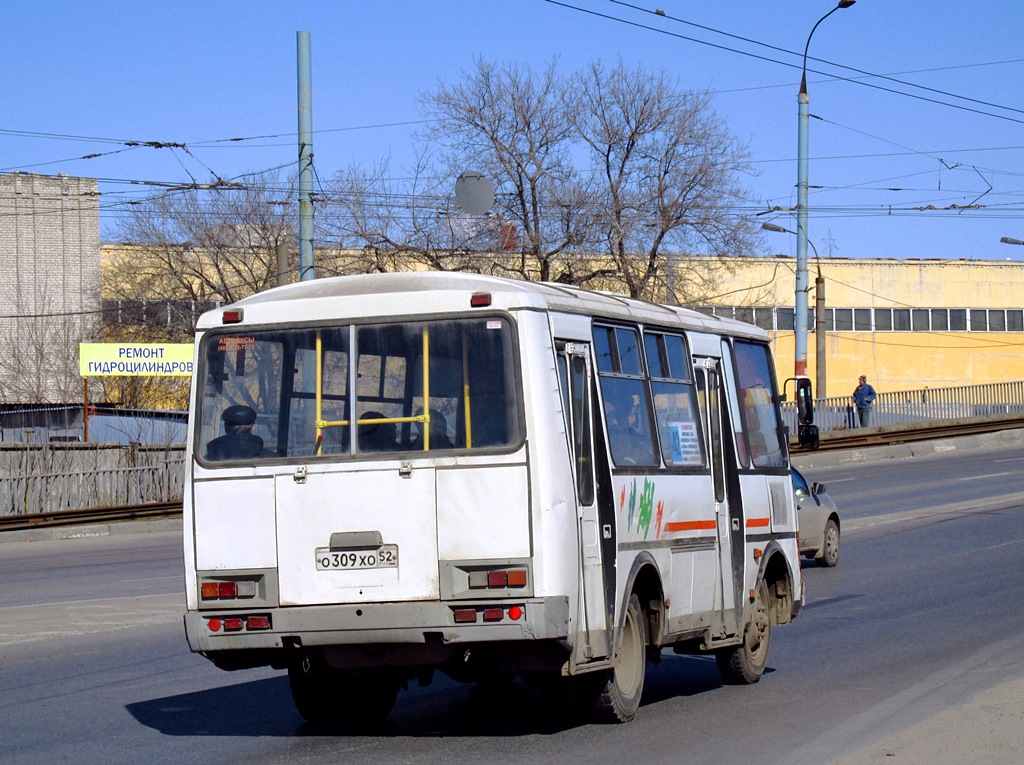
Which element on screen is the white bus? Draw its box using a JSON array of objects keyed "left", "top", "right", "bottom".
[{"left": 183, "top": 272, "right": 817, "bottom": 725}]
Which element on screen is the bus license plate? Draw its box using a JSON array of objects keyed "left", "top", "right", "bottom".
[{"left": 315, "top": 545, "right": 399, "bottom": 571}]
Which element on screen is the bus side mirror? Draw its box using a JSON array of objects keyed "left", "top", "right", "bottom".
[
  {"left": 796, "top": 377, "right": 814, "bottom": 425},
  {"left": 795, "top": 377, "right": 819, "bottom": 449},
  {"left": 798, "top": 423, "right": 820, "bottom": 450}
]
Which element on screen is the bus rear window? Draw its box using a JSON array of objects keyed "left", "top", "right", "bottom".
[{"left": 197, "top": 317, "right": 520, "bottom": 462}]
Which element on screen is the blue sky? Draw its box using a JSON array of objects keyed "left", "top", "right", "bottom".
[{"left": 3, "top": 1, "right": 1023, "bottom": 263}]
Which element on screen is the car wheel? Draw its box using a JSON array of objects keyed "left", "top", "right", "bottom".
[{"left": 816, "top": 518, "right": 840, "bottom": 568}]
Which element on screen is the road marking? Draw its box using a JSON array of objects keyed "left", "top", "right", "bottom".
[
  {"left": 0, "top": 593, "right": 182, "bottom": 646},
  {"left": 994, "top": 457, "right": 1024, "bottom": 463},
  {"left": 958, "top": 472, "right": 1014, "bottom": 480}
]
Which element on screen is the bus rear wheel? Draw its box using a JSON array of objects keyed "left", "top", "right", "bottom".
[
  {"left": 589, "top": 593, "right": 647, "bottom": 723},
  {"left": 716, "top": 579, "right": 771, "bottom": 684},
  {"left": 288, "top": 653, "right": 400, "bottom": 727}
]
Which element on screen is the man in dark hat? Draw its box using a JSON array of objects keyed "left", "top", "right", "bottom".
[
  {"left": 852, "top": 375, "right": 877, "bottom": 427},
  {"left": 205, "top": 404, "right": 264, "bottom": 460}
]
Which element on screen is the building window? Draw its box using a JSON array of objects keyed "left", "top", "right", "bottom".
[
  {"left": 854, "top": 309, "right": 872, "bottom": 331},
  {"left": 970, "top": 309, "right": 988, "bottom": 331},
  {"left": 989, "top": 310, "right": 1006, "bottom": 332},
  {"left": 777, "top": 308, "right": 794, "bottom": 331},
  {"left": 931, "top": 309, "right": 949, "bottom": 331},
  {"left": 1008, "top": 310, "right": 1023, "bottom": 332},
  {"left": 912, "top": 309, "right": 930, "bottom": 332},
  {"left": 753, "top": 307, "right": 774, "bottom": 330},
  {"left": 834, "top": 309, "right": 853, "bottom": 331},
  {"left": 894, "top": 309, "right": 911, "bottom": 331},
  {"left": 874, "top": 309, "right": 893, "bottom": 331},
  {"left": 950, "top": 309, "right": 967, "bottom": 331}
]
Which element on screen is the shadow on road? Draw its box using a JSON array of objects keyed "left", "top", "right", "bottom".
[{"left": 126, "top": 654, "right": 741, "bottom": 738}]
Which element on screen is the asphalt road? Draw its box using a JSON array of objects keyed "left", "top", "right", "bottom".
[{"left": 2, "top": 443, "right": 1023, "bottom": 764}]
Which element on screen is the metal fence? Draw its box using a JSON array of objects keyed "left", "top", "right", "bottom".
[
  {"left": 0, "top": 460, "right": 184, "bottom": 517},
  {"left": 782, "top": 380, "right": 1024, "bottom": 432}
]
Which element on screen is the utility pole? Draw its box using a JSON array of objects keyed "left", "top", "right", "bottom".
[
  {"left": 277, "top": 241, "right": 289, "bottom": 287},
  {"left": 763, "top": 221, "right": 827, "bottom": 398},
  {"left": 794, "top": 0, "right": 855, "bottom": 378},
  {"left": 297, "top": 31, "right": 314, "bottom": 281},
  {"left": 815, "top": 267, "right": 827, "bottom": 398}
]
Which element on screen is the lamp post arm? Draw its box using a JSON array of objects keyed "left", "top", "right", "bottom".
[{"left": 801, "top": 5, "right": 846, "bottom": 95}]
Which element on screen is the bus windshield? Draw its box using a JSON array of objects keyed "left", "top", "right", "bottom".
[{"left": 196, "top": 317, "right": 520, "bottom": 462}]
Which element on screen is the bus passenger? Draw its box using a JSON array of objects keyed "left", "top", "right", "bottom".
[
  {"left": 206, "top": 405, "right": 264, "bottom": 460},
  {"left": 359, "top": 411, "right": 399, "bottom": 452}
]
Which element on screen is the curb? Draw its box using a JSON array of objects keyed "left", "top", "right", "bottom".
[{"left": 0, "top": 517, "right": 182, "bottom": 544}]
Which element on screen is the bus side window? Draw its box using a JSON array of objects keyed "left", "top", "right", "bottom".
[
  {"left": 595, "top": 325, "right": 657, "bottom": 467},
  {"left": 645, "top": 331, "right": 705, "bottom": 467},
  {"left": 733, "top": 340, "right": 786, "bottom": 468}
]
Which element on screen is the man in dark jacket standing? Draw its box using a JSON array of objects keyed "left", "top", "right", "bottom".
[{"left": 853, "top": 375, "right": 877, "bottom": 427}]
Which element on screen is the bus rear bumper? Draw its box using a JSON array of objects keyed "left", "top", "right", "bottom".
[{"left": 184, "top": 595, "right": 571, "bottom": 655}]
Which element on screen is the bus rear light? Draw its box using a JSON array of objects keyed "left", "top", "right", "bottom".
[
  {"left": 246, "top": 615, "right": 271, "bottom": 630},
  {"left": 218, "top": 582, "right": 238, "bottom": 598},
  {"left": 235, "top": 581, "right": 257, "bottom": 598},
  {"left": 508, "top": 606, "right": 523, "bottom": 620},
  {"left": 469, "top": 568, "right": 529, "bottom": 590},
  {"left": 201, "top": 579, "right": 257, "bottom": 600},
  {"left": 482, "top": 608, "right": 504, "bottom": 622},
  {"left": 222, "top": 309, "right": 243, "bottom": 324},
  {"left": 470, "top": 293, "right": 492, "bottom": 307},
  {"left": 453, "top": 609, "right": 477, "bottom": 623},
  {"left": 206, "top": 615, "right": 270, "bottom": 632}
]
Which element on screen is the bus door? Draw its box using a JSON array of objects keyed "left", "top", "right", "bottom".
[
  {"left": 557, "top": 342, "right": 611, "bottom": 662},
  {"left": 695, "top": 359, "right": 744, "bottom": 639}
]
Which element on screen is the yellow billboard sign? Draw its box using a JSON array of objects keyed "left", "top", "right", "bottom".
[{"left": 79, "top": 343, "right": 195, "bottom": 377}]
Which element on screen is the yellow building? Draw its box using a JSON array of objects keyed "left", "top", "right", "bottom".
[
  {"left": 693, "top": 256, "right": 1024, "bottom": 398},
  {"left": 100, "top": 242, "right": 1024, "bottom": 403}
]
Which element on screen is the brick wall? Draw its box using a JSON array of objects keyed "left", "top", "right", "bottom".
[{"left": 0, "top": 173, "right": 101, "bottom": 402}]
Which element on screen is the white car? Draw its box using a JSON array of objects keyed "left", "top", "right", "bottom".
[{"left": 793, "top": 468, "right": 841, "bottom": 567}]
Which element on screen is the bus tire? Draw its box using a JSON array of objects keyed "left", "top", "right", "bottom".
[
  {"left": 288, "top": 654, "right": 399, "bottom": 727},
  {"left": 590, "top": 593, "right": 646, "bottom": 723},
  {"left": 716, "top": 579, "right": 771, "bottom": 685}
]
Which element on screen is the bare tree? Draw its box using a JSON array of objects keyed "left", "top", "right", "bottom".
[
  {"left": 571, "top": 62, "right": 758, "bottom": 300},
  {"left": 102, "top": 171, "right": 298, "bottom": 410},
  {"left": 318, "top": 151, "right": 487, "bottom": 275},
  {"left": 422, "top": 58, "right": 613, "bottom": 286},
  {"left": 0, "top": 278, "right": 97, "bottom": 403},
  {"left": 112, "top": 171, "right": 297, "bottom": 310}
]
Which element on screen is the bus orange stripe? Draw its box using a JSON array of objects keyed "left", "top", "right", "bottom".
[
  {"left": 663, "top": 520, "right": 717, "bottom": 532},
  {"left": 746, "top": 517, "right": 770, "bottom": 528}
]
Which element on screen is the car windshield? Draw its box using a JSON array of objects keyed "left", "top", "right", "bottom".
[{"left": 791, "top": 468, "right": 810, "bottom": 494}]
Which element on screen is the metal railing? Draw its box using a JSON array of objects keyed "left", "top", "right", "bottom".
[
  {"left": 782, "top": 380, "right": 1024, "bottom": 432},
  {"left": 0, "top": 460, "right": 183, "bottom": 517}
]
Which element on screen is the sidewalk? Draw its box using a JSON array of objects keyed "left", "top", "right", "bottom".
[{"left": 830, "top": 674, "right": 1024, "bottom": 764}]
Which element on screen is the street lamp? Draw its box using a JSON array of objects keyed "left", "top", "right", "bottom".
[
  {"left": 763, "top": 222, "right": 828, "bottom": 398},
  {"left": 794, "top": 0, "right": 856, "bottom": 380}
]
